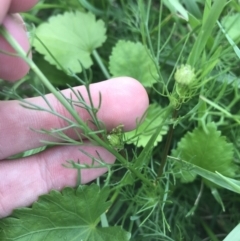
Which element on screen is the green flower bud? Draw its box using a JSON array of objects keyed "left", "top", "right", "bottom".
[
  {"left": 173, "top": 64, "right": 198, "bottom": 105},
  {"left": 107, "top": 134, "right": 121, "bottom": 147},
  {"left": 174, "top": 64, "right": 196, "bottom": 86},
  {"left": 107, "top": 124, "right": 124, "bottom": 150}
]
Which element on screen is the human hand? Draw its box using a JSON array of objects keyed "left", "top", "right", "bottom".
[
  {"left": 0, "top": 0, "right": 38, "bottom": 81},
  {"left": 0, "top": 1, "right": 149, "bottom": 218}
]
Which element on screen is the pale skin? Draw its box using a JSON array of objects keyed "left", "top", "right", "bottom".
[{"left": 0, "top": 0, "right": 149, "bottom": 218}]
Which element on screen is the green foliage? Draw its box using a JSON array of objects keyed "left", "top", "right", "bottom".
[
  {"left": 222, "top": 13, "right": 240, "bottom": 43},
  {"left": 0, "top": 184, "right": 130, "bottom": 241},
  {"left": 172, "top": 122, "right": 236, "bottom": 184},
  {"left": 224, "top": 223, "right": 240, "bottom": 241},
  {"left": 162, "top": 0, "right": 189, "bottom": 20},
  {"left": 187, "top": 0, "right": 227, "bottom": 66},
  {"left": 169, "top": 157, "right": 240, "bottom": 194},
  {"left": 125, "top": 104, "right": 168, "bottom": 147},
  {"left": 33, "top": 11, "right": 107, "bottom": 73},
  {"left": 109, "top": 40, "right": 158, "bottom": 87},
  {"left": 2, "top": 0, "right": 240, "bottom": 240}
]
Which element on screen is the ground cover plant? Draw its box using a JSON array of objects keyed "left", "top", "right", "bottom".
[{"left": 1, "top": 0, "right": 240, "bottom": 240}]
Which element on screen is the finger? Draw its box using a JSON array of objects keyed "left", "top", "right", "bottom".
[
  {"left": 0, "top": 0, "right": 11, "bottom": 24},
  {"left": 8, "top": 0, "right": 38, "bottom": 13},
  {"left": 0, "top": 14, "right": 30, "bottom": 81},
  {"left": 0, "top": 143, "right": 115, "bottom": 218},
  {"left": 0, "top": 0, "right": 38, "bottom": 22},
  {"left": 0, "top": 77, "right": 149, "bottom": 159}
]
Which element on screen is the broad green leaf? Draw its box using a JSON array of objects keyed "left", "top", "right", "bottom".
[
  {"left": 125, "top": 104, "right": 168, "bottom": 147},
  {"left": 0, "top": 184, "right": 130, "bottom": 241},
  {"left": 218, "top": 21, "right": 240, "bottom": 59},
  {"left": 33, "top": 54, "right": 74, "bottom": 86},
  {"left": 181, "top": 0, "right": 202, "bottom": 19},
  {"left": 222, "top": 13, "right": 240, "bottom": 42},
  {"left": 109, "top": 40, "right": 158, "bottom": 87},
  {"left": 224, "top": 223, "right": 240, "bottom": 241},
  {"left": 188, "top": 13, "right": 201, "bottom": 30},
  {"left": 172, "top": 122, "right": 236, "bottom": 184},
  {"left": 33, "top": 11, "right": 107, "bottom": 73},
  {"left": 162, "top": 0, "right": 189, "bottom": 21}
]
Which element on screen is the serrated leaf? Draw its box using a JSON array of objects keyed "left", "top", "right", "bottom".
[
  {"left": 109, "top": 40, "right": 158, "bottom": 87},
  {"left": 125, "top": 104, "right": 168, "bottom": 147},
  {"left": 33, "top": 11, "right": 107, "bottom": 73},
  {"left": 172, "top": 122, "right": 236, "bottom": 184},
  {"left": 0, "top": 184, "right": 130, "bottom": 241}
]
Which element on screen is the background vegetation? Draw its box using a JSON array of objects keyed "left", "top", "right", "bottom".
[{"left": 1, "top": 0, "right": 240, "bottom": 240}]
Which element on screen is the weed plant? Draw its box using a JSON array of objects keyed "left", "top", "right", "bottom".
[{"left": 1, "top": 0, "right": 240, "bottom": 240}]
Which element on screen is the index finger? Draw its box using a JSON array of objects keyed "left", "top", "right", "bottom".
[{"left": 0, "top": 77, "right": 149, "bottom": 159}]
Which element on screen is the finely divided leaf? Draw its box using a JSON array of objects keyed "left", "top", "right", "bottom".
[
  {"left": 109, "top": 40, "right": 158, "bottom": 87},
  {"left": 33, "top": 11, "right": 107, "bottom": 73},
  {"left": 172, "top": 122, "right": 236, "bottom": 184},
  {"left": 125, "top": 104, "right": 168, "bottom": 147},
  {"left": 0, "top": 184, "right": 130, "bottom": 241}
]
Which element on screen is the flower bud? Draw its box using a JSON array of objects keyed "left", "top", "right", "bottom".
[{"left": 174, "top": 64, "right": 196, "bottom": 85}]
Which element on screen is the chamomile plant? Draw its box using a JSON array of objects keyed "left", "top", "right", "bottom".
[{"left": 1, "top": 0, "right": 240, "bottom": 240}]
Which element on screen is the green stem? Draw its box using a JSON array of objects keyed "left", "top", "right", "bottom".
[
  {"left": 157, "top": 108, "right": 178, "bottom": 179},
  {"left": 144, "top": 0, "right": 155, "bottom": 58},
  {"left": 198, "top": 99, "right": 207, "bottom": 128},
  {"left": 135, "top": 106, "right": 173, "bottom": 169},
  {"left": 156, "top": 1, "right": 163, "bottom": 62},
  {"left": 92, "top": 50, "right": 111, "bottom": 79},
  {"left": 79, "top": 0, "right": 105, "bottom": 16},
  {"left": 4, "top": 77, "right": 28, "bottom": 100}
]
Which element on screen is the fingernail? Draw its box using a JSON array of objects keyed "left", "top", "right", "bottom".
[{"left": 11, "top": 13, "right": 27, "bottom": 31}]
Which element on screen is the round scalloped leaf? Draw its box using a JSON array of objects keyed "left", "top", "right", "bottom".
[
  {"left": 33, "top": 11, "right": 107, "bottom": 73},
  {"left": 125, "top": 104, "right": 168, "bottom": 147},
  {"left": 109, "top": 40, "right": 158, "bottom": 87},
  {"left": 0, "top": 184, "right": 130, "bottom": 241},
  {"left": 172, "top": 122, "right": 236, "bottom": 184}
]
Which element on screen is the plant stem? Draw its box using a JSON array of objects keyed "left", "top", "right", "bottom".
[
  {"left": 136, "top": 106, "right": 173, "bottom": 169},
  {"left": 92, "top": 50, "right": 111, "bottom": 79},
  {"left": 157, "top": 108, "right": 178, "bottom": 179}
]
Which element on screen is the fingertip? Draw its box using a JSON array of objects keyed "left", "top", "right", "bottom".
[
  {"left": 8, "top": 0, "right": 38, "bottom": 13},
  {"left": 0, "top": 0, "right": 11, "bottom": 24},
  {"left": 97, "top": 77, "right": 149, "bottom": 131},
  {"left": 117, "top": 77, "right": 149, "bottom": 130}
]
